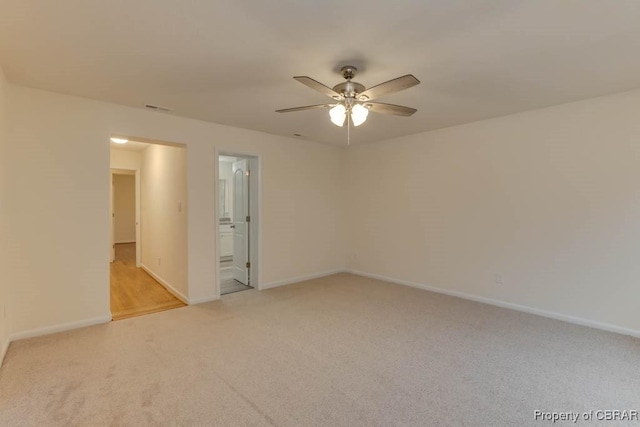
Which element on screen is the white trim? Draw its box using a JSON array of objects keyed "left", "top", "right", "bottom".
[
  {"left": 214, "top": 149, "right": 222, "bottom": 300},
  {"left": 135, "top": 168, "right": 141, "bottom": 268},
  {"left": 249, "top": 156, "right": 261, "bottom": 290},
  {"left": 110, "top": 171, "right": 115, "bottom": 263},
  {"left": 261, "top": 270, "right": 344, "bottom": 290},
  {"left": 346, "top": 269, "right": 640, "bottom": 339},
  {"left": 114, "top": 240, "right": 136, "bottom": 244},
  {"left": 141, "top": 264, "right": 189, "bottom": 304},
  {"left": 9, "top": 314, "right": 112, "bottom": 342},
  {"left": 1, "top": 337, "right": 10, "bottom": 367}
]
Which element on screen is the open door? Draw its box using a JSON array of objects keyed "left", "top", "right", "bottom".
[{"left": 232, "top": 159, "right": 249, "bottom": 285}]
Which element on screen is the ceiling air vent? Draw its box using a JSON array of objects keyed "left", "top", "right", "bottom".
[{"left": 144, "top": 104, "right": 172, "bottom": 113}]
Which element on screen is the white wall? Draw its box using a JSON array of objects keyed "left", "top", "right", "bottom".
[
  {"left": 346, "top": 88, "right": 640, "bottom": 334},
  {"left": 0, "top": 65, "right": 11, "bottom": 363},
  {"left": 141, "top": 144, "right": 188, "bottom": 299},
  {"left": 111, "top": 148, "right": 142, "bottom": 170},
  {"left": 2, "top": 76, "right": 639, "bottom": 342},
  {"left": 113, "top": 174, "right": 136, "bottom": 243},
  {"left": 4, "top": 84, "right": 346, "bottom": 337}
]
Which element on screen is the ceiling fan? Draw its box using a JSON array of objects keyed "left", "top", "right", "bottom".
[{"left": 276, "top": 66, "right": 420, "bottom": 128}]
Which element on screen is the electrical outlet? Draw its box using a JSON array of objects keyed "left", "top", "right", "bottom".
[{"left": 495, "top": 273, "right": 503, "bottom": 285}]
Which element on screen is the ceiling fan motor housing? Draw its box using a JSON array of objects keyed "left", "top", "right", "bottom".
[
  {"left": 276, "top": 64, "right": 419, "bottom": 118},
  {"left": 332, "top": 66, "right": 364, "bottom": 99},
  {"left": 332, "top": 81, "right": 366, "bottom": 99}
]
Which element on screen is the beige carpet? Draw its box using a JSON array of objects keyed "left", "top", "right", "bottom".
[{"left": 1, "top": 273, "right": 639, "bottom": 426}]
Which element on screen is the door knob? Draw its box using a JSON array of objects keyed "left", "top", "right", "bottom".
[{"left": 230, "top": 225, "right": 235, "bottom": 228}]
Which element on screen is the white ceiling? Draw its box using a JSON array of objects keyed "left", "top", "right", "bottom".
[{"left": 2, "top": 1, "right": 640, "bottom": 145}]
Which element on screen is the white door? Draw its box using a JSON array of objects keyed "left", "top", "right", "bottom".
[{"left": 232, "top": 159, "right": 250, "bottom": 285}]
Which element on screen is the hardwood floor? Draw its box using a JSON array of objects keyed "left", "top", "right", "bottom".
[{"left": 110, "top": 243, "right": 185, "bottom": 320}]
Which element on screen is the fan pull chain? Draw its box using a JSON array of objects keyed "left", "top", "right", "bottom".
[{"left": 347, "top": 113, "right": 351, "bottom": 145}]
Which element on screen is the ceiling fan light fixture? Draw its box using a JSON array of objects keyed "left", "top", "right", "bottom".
[
  {"left": 351, "top": 104, "right": 369, "bottom": 127},
  {"left": 277, "top": 67, "right": 420, "bottom": 141},
  {"left": 329, "top": 104, "right": 346, "bottom": 127}
]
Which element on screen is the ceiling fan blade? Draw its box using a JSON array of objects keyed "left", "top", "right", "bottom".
[
  {"left": 358, "top": 75, "right": 420, "bottom": 101},
  {"left": 294, "top": 76, "right": 343, "bottom": 100},
  {"left": 276, "top": 104, "right": 335, "bottom": 113},
  {"left": 365, "top": 102, "right": 417, "bottom": 116}
]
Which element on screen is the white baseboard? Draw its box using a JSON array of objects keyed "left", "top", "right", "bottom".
[
  {"left": 9, "top": 314, "right": 112, "bottom": 342},
  {"left": 261, "top": 269, "right": 344, "bottom": 290},
  {"left": 346, "top": 269, "right": 640, "bottom": 339},
  {"left": 1, "top": 337, "right": 10, "bottom": 367},
  {"left": 141, "top": 264, "right": 188, "bottom": 304}
]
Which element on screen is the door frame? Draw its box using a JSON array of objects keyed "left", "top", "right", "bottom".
[
  {"left": 110, "top": 171, "right": 115, "bottom": 263},
  {"left": 110, "top": 168, "right": 141, "bottom": 267},
  {"left": 215, "top": 149, "right": 261, "bottom": 298}
]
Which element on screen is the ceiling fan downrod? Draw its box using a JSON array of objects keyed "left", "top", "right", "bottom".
[{"left": 332, "top": 66, "right": 365, "bottom": 100}]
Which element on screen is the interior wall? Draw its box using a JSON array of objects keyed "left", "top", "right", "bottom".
[
  {"left": 0, "top": 65, "right": 11, "bottom": 362},
  {"left": 110, "top": 148, "right": 142, "bottom": 170},
  {"left": 346, "top": 88, "right": 640, "bottom": 334},
  {"left": 3, "top": 75, "right": 639, "bottom": 341},
  {"left": 4, "top": 84, "right": 346, "bottom": 336},
  {"left": 141, "top": 144, "right": 188, "bottom": 299},
  {"left": 113, "top": 174, "right": 136, "bottom": 243}
]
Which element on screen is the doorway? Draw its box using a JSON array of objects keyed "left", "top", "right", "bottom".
[
  {"left": 109, "top": 138, "right": 187, "bottom": 319},
  {"left": 218, "top": 153, "right": 259, "bottom": 295},
  {"left": 110, "top": 170, "right": 140, "bottom": 265}
]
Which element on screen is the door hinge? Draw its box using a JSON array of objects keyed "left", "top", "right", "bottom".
[
  {"left": 246, "top": 170, "right": 250, "bottom": 176},
  {"left": 246, "top": 261, "right": 251, "bottom": 268},
  {"left": 246, "top": 215, "right": 250, "bottom": 222}
]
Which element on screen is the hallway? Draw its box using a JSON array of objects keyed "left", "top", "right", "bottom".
[{"left": 110, "top": 243, "right": 185, "bottom": 320}]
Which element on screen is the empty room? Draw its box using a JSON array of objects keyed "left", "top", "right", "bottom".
[{"left": 1, "top": 1, "right": 639, "bottom": 426}]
